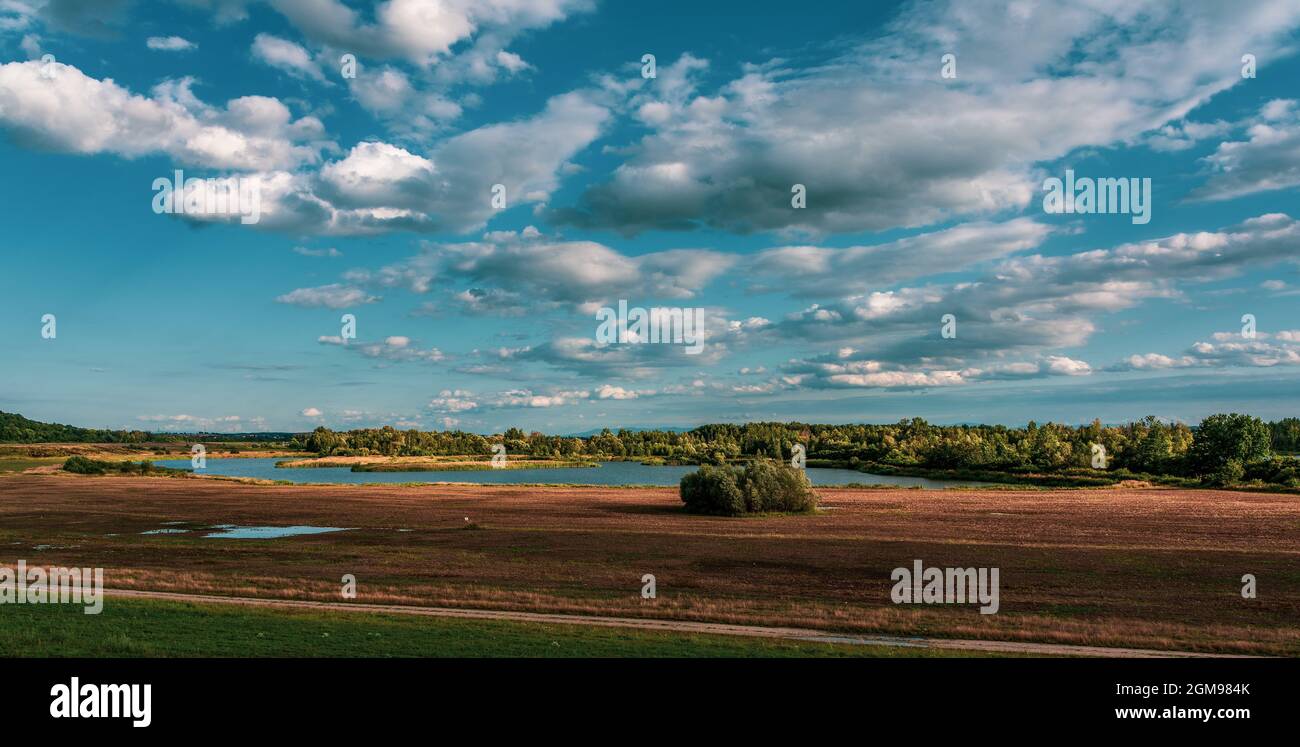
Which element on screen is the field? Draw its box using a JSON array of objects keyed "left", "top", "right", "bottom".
[
  {"left": 3, "top": 597, "right": 990, "bottom": 657},
  {"left": 1, "top": 472, "right": 1298, "bottom": 656}
]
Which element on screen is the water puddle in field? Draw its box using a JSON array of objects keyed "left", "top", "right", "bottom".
[
  {"left": 203, "top": 525, "right": 352, "bottom": 539},
  {"left": 140, "top": 524, "right": 352, "bottom": 539}
]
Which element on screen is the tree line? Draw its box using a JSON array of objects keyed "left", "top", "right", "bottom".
[
  {"left": 4, "top": 409, "right": 1297, "bottom": 486},
  {"left": 296, "top": 413, "right": 1297, "bottom": 485},
  {"left": 0, "top": 411, "right": 290, "bottom": 444}
]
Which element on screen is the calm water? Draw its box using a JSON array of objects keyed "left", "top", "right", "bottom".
[
  {"left": 140, "top": 524, "right": 352, "bottom": 539},
  {"left": 154, "top": 457, "right": 978, "bottom": 488}
]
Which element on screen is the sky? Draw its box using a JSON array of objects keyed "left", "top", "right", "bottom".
[{"left": 1, "top": 0, "right": 1298, "bottom": 435}]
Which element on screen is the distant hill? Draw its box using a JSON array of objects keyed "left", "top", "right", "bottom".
[
  {"left": 0, "top": 411, "right": 293, "bottom": 443},
  {"left": 0, "top": 411, "right": 139, "bottom": 443}
]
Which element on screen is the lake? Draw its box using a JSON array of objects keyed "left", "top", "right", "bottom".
[{"left": 153, "top": 457, "right": 979, "bottom": 488}]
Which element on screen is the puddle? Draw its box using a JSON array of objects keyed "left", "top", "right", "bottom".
[
  {"left": 203, "top": 525, "right": 352, "bottom": 539},
  {"left": 140, "top": 524, "right": 352, "bottom": 539}
]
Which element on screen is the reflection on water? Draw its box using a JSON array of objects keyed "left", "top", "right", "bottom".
[
  {"left": 204, "top": 524, "right": 352, "bottom": 539},
  {"left": 140, "top": 524, "right": 352, "bottom": 539},
  {"left": 154, "top": 457, "right": 981, "bottom": 489}
]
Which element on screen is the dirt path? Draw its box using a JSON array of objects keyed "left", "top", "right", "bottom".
[{"left": 104, "top": 588, "right": 1250, "bottom": 658}]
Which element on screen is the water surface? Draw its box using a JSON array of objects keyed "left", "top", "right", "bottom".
[{"left": 155, "top": 457, "right": 979, "bottom": 488}]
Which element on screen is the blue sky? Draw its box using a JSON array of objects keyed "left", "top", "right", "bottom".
[{"left": 1, "top": 0, "right": 1298, "bottom": 434}]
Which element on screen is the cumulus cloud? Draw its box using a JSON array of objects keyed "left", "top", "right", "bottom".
[
  {"left": 487, "top": 311, "right": 762, "bottom": 379},
  {"left": 493, "top": 388, "right": 590, "bottom": 408},
  {"left": 135, "top": 413, "right": 248, "bottom": 431},
  {"left": 0, "top": 57, "right": 611, "bottom": 237},
  {"left": 345, "top": 226, "right": 733, "bottom": 312},
  {"left": 147, "top": 35, "right": 197, "bottom": 51},
  {"left": 317, "top": 90, "right": 608, "bottom": 232},
  {"left": 750, "top": 218, "right": 1053, "bottom": 296},
  {"left": 429, "top": 389, "right": 478, "bottom": 412},
  {"left": 262, "top": 0, "right": 591, "bottom": 74},
  {"left": 1111, "top": 334, "right": 1300, "bottom": 371},
  {"left": 556, "top": 0, "right": 1300, "bottom": 236},
  {"left": 251, "top": 33, "right": 327, "bottom": 82},
  {"left": 1190, "top": 100, "right": 1300, "bottom": 201},
  {"left": 318, "top": 334, "right": 446, "bottom": 363},
  {"left": 276, "top": 283, "right": 378, "bottom": 308},
  {"left": 595, "top": 384, "right": 639, "bottom": 400},
  {"left": 772, "top": 214, "right": 1300, "bottom": 365},
  {"left": 346, "top": 65, "right": 462, "bottom": 134},
  {"left": 219, "top": 89, "right": 609, "bottom": 235},
  {"left": 780, "top": 350, "right": 1092, "bottom": 391},
  {"left": 0, "top": 61, "right": 330, "bottom": 171}
]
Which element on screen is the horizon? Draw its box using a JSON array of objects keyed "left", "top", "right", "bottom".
[
  {"left": 4, "top": 407, "right": 1292, "bottom": 440},
  {"left": 4, "top": 0, "right": 1300, "bottom": 433}
]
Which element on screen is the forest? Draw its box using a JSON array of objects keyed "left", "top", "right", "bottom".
[
  {"left": 4, "top": 410, "right": 1298, "bottom": 487},
  {"left": 293, "top": 414, "right": 1300, "bottom": 487}
]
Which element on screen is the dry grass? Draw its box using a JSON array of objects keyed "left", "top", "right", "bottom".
[{"left": 1, "top": 474, "right": 1296, "bottom": 655}]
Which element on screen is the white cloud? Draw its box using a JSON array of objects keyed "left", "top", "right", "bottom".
[
  {"left": 251, "top": 33, "right": 327, "bottom": 82},
  {"left": 347, "top": 65, "right": 462, "bottom": 133},
  {"left": 318, "top": 334, "right": 445, "bottom": 363},
  {"left": 751, "top": 218, "right": 1053, "bottom": 296},
  {"left": 346, "top": 227, "right": 733, "bottom": 312},
  {"left": 1113, "top": 335, "right": 1300, "bottom": 371},
  {"left": 277, "top": 284, "right": 379, "bottom": 308},
  {"left": 493, "top": 388, "right": 590, "bottom": 408},
  {"left": 264, "top": 0, "right": 592, "bottom": 73},
  {"left": 558, "top": 1, "right": 1300, "bottom": 236},
  {"left": 293, "top": 246, "right": 342, "bottom": 257},
  {"left": 147, "top": 35, "right": 197, "bottom": 51},
  {"left": 1191, "top": 100, "right": 1300, "bottom": 201},
  {"left": 430, "top": 389, "right": 478, "bottom": 412},
  {"left": 0, "top": 61, "right": 330, "bottom": 170}
]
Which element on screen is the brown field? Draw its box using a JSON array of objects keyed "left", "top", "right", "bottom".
[{"left": 1, "top": 473, "right": 1297, "bottom": 655}]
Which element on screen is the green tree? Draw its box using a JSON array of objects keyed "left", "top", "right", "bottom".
[{"left": 1188, "top": 413, "right": 1272, "bottom": 477}]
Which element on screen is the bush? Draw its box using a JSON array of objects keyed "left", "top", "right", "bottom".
[
  {"left": 62, "top": 456, "right": 176, "bottom": 476},
  {"left": 63, "top": 455, "right": 106, "bottom": 474},
  {"left": 680, "top": 464, "right": 745, "bottom": 515},
  {"left": 680, "top": 459, "right": 817, "bottom": 516},
  {"left": 1205, "top": 459, "right": 1245, "bottom": 486},
  {"left": 1243, "top": 456, "right": 1300, "bottom": 486}
]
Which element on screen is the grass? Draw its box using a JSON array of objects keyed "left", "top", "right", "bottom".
[
  {"left": 0, "top": 456, "right": 62, "bottom": 474},
  {"left": 0, "top": 597, "right": 996, "bottom": 657}
]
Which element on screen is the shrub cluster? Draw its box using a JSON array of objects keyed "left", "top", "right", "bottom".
[
  {"left": 63, "top": 456, "right": 159, "bottom": 475},
  {"left": 680, "top": 459, "right": 817, "bottom": 515}
]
